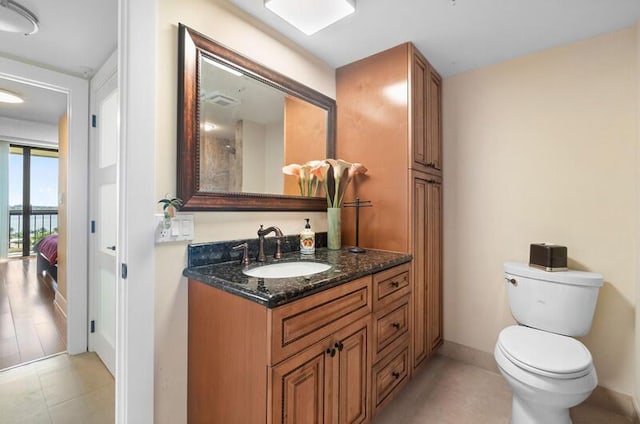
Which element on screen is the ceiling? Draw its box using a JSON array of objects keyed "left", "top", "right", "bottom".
[
  {"left": 0, "top": 0, "right": 117, "bottom": 78},
  {"left": 230, "top": 0, "right": 640, "bottom": 76},
  {"left": 1, "top": 0, "right": 638, "bottom": 127},
  {"left": 0, "top": 0, "right": 116, "bottom": 130},
  {"left": 0, "top": 78, "right": 66, "bottom": 125}
]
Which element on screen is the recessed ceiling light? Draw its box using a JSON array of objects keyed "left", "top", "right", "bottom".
[
  {"left": 264, "top": 0, "right": 356, "bottom": 36},
  {"left": 0, "top": 0, "right": 39, "bottom": 35},
  {"left": 0, "top": 88, "right": 23, "bottom": 103},
  {"left": 203, "top": 122, "right": 217, "bottom": 132}
]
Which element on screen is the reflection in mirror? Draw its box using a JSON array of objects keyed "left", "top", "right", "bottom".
[
  {"left": 178, "top": 23, "right": 335, "bottom": 211},
  {"left": 198, "top": 55, "right": 327, "bottom": 196}
]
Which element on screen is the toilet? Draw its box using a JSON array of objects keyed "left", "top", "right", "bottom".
[{"left": 495, "top": 262, "right": 603, "bottom": 424}]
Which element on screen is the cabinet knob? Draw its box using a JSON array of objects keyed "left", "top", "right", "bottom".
[
  {"left": 392, "top": 322, "right": 401, "bottom": 330},
  {"left": 391, "top": 281, "right": 400, "bottom": 288},
  {"left": 427, "top": 162, "right": 436, "bottom": 168},
  {"left": 326, "top": 347, "right": 336, "bottom": 357},
  {"left": 392, "top": 371, "right": 400, "bottom": 379},
  {"left": 335, "top": 342, "right": 344, "bottom": 352}
]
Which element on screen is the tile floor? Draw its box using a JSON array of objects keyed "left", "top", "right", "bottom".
[
  {"left": 0, "top": 257, "right": 66, "bottom": 369},
  {"left": 0, "top": 352, "right": 114, "bottom": 424},
  {"left": 374, "top": 355, "right": 632, "bottom": 424}
]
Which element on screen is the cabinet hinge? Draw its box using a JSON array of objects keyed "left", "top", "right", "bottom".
[{"left": 90, "top": 320, "right": 96, "bottom": 333}]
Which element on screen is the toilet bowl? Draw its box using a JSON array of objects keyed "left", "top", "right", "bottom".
[
  {"left": 496, "top": 262, "right": 603, "bottom": 424},
  {"left": 494, "top": 325, "right": 597, "bottom": 424}
]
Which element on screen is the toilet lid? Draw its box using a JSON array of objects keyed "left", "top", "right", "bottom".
[{"left": 497, "top": 326, "right": 593, "bottom": 379}]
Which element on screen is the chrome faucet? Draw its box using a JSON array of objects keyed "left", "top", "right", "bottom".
[{"left": 257, "top": 225, "right": 283, "bottom": 262}]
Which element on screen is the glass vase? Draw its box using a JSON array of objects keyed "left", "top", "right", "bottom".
[{"left": 327, "top": 207, "right": 341, "bottom": 250}]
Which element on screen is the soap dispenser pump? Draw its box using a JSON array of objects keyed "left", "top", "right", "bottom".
[{"left": 300, "top": 218, "right": 315, "bottom": 254}]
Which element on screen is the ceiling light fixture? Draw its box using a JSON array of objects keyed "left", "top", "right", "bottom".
[
  {"left": 0, "top": 0, "right": 39, "bottom": 35},
  {"left": 0, "top": 88, "right": 23, "bottom": 103},
  {"left": 264, "top": 0, "right": 356, "bottom": 36}
]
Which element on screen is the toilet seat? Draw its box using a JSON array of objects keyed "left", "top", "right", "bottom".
[{"left": 497, "top": 325, "right": 593, "bottom": 379}]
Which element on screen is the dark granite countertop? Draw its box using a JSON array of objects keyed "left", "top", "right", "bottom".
[{"left": 183, "top": 248, "right": 412, "bottom": 308}]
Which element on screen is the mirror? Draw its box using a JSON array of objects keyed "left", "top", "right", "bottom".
[{"left": 177, "top": 24, "right": 336, "bottom": 211}]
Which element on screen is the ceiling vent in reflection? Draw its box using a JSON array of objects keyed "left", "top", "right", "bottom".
[{"left": 201, "top": 91, "right": 240, "bottom": 108}]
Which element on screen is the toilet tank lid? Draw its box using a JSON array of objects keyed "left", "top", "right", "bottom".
[{"left": 504, "top": 262, "right": 603, "bottom": 287}]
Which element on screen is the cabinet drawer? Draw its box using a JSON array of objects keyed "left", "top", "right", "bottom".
[
  {"left": 372, "top": 343, "right": 409, "bottom": 414},
  {"left": 372, "top": 296, "right": 409, "bottom": 362},
  {"left": 373, "top": 264, "right": 410, "bottom": 310},
  {"left": 269, "top": 276, "right": 372, "bottom": 365}
]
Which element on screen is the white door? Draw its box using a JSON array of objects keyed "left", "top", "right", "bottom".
[{"left": 89, "top": 60, "right": 118, "bottom": 376}]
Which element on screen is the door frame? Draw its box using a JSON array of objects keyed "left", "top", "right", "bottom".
[
  {"left": 116, "top": 0, "right": 156, "bottom": 422},
  {"left": 0, "top": 56, "right": 89, "bottom": 355}
]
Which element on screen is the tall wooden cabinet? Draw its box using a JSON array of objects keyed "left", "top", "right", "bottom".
[{"left": 337, "top": 42, "right": 443, "bottom": 372}]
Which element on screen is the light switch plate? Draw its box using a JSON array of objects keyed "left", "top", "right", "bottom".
[{"left": 155, "top": 214, "right": 194, "bottom": 243}]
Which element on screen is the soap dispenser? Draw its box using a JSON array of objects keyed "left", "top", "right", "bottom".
[{"left": 300, "top": 218, "right": 315, "bottom": 254}]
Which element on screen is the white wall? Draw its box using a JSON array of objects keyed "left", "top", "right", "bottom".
[
  {"left": 155, "top": 1, "right": 334, "bottom": 422},
  {"left": 443, "top": 28, "right": 637, "bottom": 396},
  {"left": 0, "top": 116, "right": 58, "bottom": 147}
]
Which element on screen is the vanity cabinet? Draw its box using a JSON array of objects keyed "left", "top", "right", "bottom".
[
  {"left": 188, "top": 262, "right": 413, "bottom": 424},
  {"left": 337, "top": 42, "right": 443, "bottom": 373},
  {"left": 271, "top": 317, "right": 370, "bottom": 424}
]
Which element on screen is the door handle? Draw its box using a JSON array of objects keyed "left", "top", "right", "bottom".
[{"left": 106, "top": 245, "right": 116, "bottom": 251}]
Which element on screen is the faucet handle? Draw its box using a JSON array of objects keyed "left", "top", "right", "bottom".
[{"left": 231, "top": 242, "right": 250, "bottom": 266}]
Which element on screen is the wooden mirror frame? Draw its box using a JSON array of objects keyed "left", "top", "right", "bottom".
[{"left": 177, "top": 24, "right": 336, "bottom": 211}]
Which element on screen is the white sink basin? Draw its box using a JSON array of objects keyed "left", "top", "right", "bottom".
[{"left": 243, "top": 261, "right": 332, "bottom": 279}]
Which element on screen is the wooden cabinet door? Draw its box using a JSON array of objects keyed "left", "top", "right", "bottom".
[
  {"left": 411, "top": 50, "right": 429, "bottom": 171},
  {"left": 272, "top": 341, "right": 332, "bottom": 424},
  {"left": 426, "top": 178, "right": 443, "bottom": 351},
  {"left": 426, "top": 68, "right": 442, "bottom": 172},
  {"left": 411, "top": 173, "right": 428, "bottom": 368},
  {"left": 335, "top": 323, "right": 369, "bottom": 424},
  {"left": 411, "top": 173, "right": 443, "bottom": 369}
]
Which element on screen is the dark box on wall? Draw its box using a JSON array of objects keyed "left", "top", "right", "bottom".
[{"left": 529, "top": 243, "right": 568, "bottom": 272}]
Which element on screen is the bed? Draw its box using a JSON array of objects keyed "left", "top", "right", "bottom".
[{"left": 34, "top": 233, "right": 58, "bottom": 283}]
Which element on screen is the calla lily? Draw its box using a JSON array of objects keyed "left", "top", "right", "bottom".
[
  {"left": 283, "top": 159, "right": 367, "bottom": 203},
  {"left": 282, "top": 164, "right": 301, "bottom": 176}
]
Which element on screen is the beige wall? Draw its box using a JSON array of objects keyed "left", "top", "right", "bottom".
[
  {"left": 443, "top": 28, "right": 637, "bottom": 395},
  {"left": 155, "top": 1, "right": 333, "bottom": 422}
]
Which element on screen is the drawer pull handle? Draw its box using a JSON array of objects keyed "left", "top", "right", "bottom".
[
  {"left": 391, "top": 281, "right": 400, "bottom": 288},
  {"left": 392, "top": 322, "right": 401, "bottom": 330},
  {"left": 392, "top": 371, "right": 400, "bottom": 379},
  {"left": 335, "top": 342, "right": 344, "bottom": 352}
]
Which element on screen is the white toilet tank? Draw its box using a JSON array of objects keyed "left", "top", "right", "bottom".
[{"left": 503, "top": 262, "right": 603, "bottom": 337}]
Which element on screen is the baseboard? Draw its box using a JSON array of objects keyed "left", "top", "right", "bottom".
[
  {"left": 437, "top": 340, "right": 499, "bottom": 374},
  {"left": 54, "top": 291, "right": 67, "bottom": 318},
  {"left": 438, "top": 340, "right": 635, "bottom": 419}
]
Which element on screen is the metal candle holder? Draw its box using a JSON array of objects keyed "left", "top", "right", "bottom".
[{"left": 343, "top": 198, "right": 372, "bottom": 253}]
